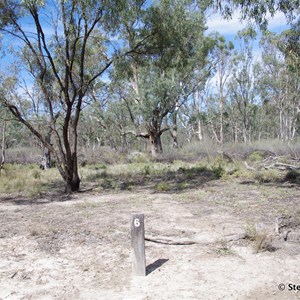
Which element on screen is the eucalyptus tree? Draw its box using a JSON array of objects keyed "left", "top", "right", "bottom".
[
  {"left": 0, "top": 0, "right": 148, "bottom": 192},
  {"left": 227, "top": 31, "right": 257, "bottom": 143},
  {"left": 212, "top": 0, "right": 299, "bottom": 142},
  {"left": 215, "top": 0, "right": 300, "bottom": 29},
  {"left": 207, "top": 34, "right": 234, "bottom": 144},
  {"left": 80, "top": 94, "right": 135, "bottom": 154},
  {"left": 254, "top": 30, "right": 300, "bottom": 140},
  {"left": 278, "top": 19, "right": 300, "bottom": 75},
  {"left": 114, "top": 0, "right": 214, "bottom": 156}
]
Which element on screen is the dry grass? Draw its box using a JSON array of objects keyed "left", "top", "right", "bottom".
[
  {"left": 0, "top": 161, "right": 225, "bottom": 197},
  {"left": 245, "top": 223, "right": 277, "bottom": 253},
  {"left": 0, "top": 164, "right": 61, "bottom": 197},
  {"left": 0, "top": 145, "right": 297, "bottom": 198}
]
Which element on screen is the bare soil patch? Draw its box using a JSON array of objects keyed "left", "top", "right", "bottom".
[{"left": 1, "top": 179, "right": 300, "bottom": 299}]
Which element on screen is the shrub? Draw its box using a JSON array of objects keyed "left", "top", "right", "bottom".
[
  {"left": 254, "top": 170, "right": 281, "bottom": 184},
  {"left": 284, "top": 170, "right": 300, "bottom": 183},
  {"left": 212, "top": 165, "right": 225, "bottom": 179},
  {"left": 155, "top": 182, "right": 172, "bottom": 192},
  {"left": 144, "top": 164, "right": 151, "bottom": 175},
  {"left": 178, "top": 139, "right": 219, "bottom": 161},
  {"left": 78, "top": 146, "right": 126, "bottom": 165},
  {"left": 85, "top": 171, "right": 104, "bottom": 182},
  {"left": 127, "top": 151, "right": 151, "bottom": 163},
  {"left": 6, "top": 147, "right": 41, "bottom": 164},
  {"left": 248, "top": 151, "right": 265, "bottom": 162}
]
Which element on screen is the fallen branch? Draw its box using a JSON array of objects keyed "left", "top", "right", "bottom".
[
  {"left": 145, "top": 236, "right": 197, "bottom": 245},
  {"left": 145, "top": 233, "right": 247, "bottom": 246},
  {"left": 262, "top": 162, "right": 300, "bottom": 171},
  {"left": 244, "top": 161, "right": 256, "bottom": 171},
  {"left": 273, "top": 162, "right": 300, "bottom": 170}
]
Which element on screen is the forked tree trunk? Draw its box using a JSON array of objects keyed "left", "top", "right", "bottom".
[{"left": 0, "top": 0, "right": 120, "bottom": 194}]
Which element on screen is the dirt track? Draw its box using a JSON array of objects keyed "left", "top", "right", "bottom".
[{"left": 1, "top": 179, "right": 300, "bottom": 299}]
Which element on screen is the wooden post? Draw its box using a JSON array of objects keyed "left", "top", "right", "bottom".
[{"left": 131, "top": 212, "right": 146, "bottom": 276}]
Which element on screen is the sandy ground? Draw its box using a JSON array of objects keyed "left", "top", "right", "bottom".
[{"left": 1, "top": 179, "right": 300, "bottom": 300}]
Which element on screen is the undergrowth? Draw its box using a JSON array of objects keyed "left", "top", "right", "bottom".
[
  {"left": 0, "top": 164, "right": 61, "bottom": 197},
  {"left": 0, "top": 149, "right": 296, "bottom": 197}
]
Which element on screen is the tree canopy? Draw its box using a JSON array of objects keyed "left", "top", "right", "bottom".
[{"left": 0, "top": 0, "right": 299, "bottom": 192}]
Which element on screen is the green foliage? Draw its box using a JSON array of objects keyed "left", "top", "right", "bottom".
[
  {"left": 0, "top": 0, "right": 299, "bottom": 186},
  {"left": 179, "top": 165, "right": 209, "bottom": 178},
  {"left": 0, "top": 0, "right": 153, "bottom": 192},
  {"left": 278, "top": 19, "right": 300, "bottom": 73},
  {"left": 212, "top": 164, "right": 225, "bottom": 179},
  {"left": 85, "top": 171, "right": 106, "bottom": 182},
  {"left": 254, "top": 170, "right": 281, "bottom": 184},
  {"left": 155, "top": 182, "right": 172, "bottom": 192},
  {"left": 111, "top": 0, "right": 214, "bottom": 156},
  {"left": 31, "top": 169, "right": 41, "bottom": 179},
  {"left": 248, "top": 151, "right": 265, "bottom": 162},
  {"left": 21, "top": 0, "right": 45, "bottom": 7},
  {"left": 217, "top": 0, "right": 300, "bottom": 29},
  {"left": 144, "top": 164, "right": 151, "bottom": 175},
  {"left": 254, "top": 30, "right": 299, "bottom": 141}
]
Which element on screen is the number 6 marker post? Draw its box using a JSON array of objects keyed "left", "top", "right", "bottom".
[{"left": 131, "top": 212, "right": 146, "bottom": 276}]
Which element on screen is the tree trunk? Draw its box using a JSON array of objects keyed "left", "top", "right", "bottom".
[
  {"left": 146, "top": 108, "right": 166, "bottom": 157},
  {"left": 219, "top": 86, "right": 224, "bottom": 145},
  {"left": 171, "top": 111, "right": 179, "bottom": 148},
  {"left": 149, "top": 133, "right": 163, "bottom": 157},
  {"left": 66, "top": 176, "right": 81, "bottom": 193},
  {"left": 44, "top": 148, "right": 51, "bottom": 169},
  {"left": 195, "top": 89, "right": 203, "bottom": 141},
  {"left": 197, "top": 119, "right": 203, "bottom": 141},
  {"left": 41, "top": 129, "right": 52, "bottom": 169},
  {"left": 0, "top": 120, "right": 6, "bottom": 175},
  {"left": 120, "top": 134, "right": 128, "bottom": 153},
  {"left": 65, "top": 155, "right": 81, "bottom": 193}
]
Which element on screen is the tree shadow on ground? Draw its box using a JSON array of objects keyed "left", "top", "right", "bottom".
[
  {"left": 90, "top": 165, "right": 223, "bottom": 194},
  {"left": 0, "top": 165, "right": 223, "bottom": 206},
  {"left": 0, "top": 180, "right": 72, "bottom": 205},
  {"left": 0, "top": 192, "right": 73, "bottom": 206},
  {"left": 239, "top": 169, "right": 300, "bottom": 189}
]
